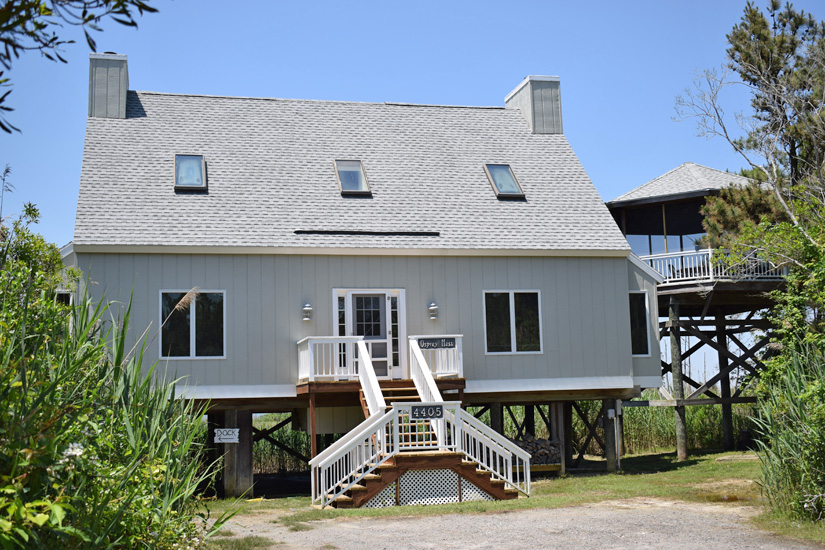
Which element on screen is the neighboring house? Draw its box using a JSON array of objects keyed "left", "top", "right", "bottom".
[
  {"left": 73, "top": 53, "right": 660, "bottom": 504},
  {"left": 606, "top": 163, "right": 783, "bottom": 454}
]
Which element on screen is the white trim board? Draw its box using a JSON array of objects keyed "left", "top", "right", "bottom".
[
  {"left": 73, "top": 244, "right": 630, "bottom": 258},
  {"left": 174, "top": 384, "right": 298, "bottom": 400},
  {"left": 465, "top": 376, "right": 636, "bottom": 394}
]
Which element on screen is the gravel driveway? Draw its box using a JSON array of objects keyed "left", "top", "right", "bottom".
[{"left": 224, "top": 498, "right": 824, "bottom": 550}]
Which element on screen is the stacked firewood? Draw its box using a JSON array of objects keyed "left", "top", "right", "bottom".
[{"left": 512, "top": 434, "right": 561, "bottom": 465}]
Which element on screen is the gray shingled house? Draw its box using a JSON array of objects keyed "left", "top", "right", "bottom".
[{"left": 73, "top": 53, "right": 661, "bottom": 505}]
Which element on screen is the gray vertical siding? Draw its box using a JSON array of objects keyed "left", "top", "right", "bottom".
[
  {"left": 627, "top": 261, "right": 662, "bottom": 382},
  {"left": 77, "top": 253, "right": 641, "bottom": 391}
]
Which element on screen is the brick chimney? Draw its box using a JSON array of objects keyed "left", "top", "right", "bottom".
[
  {"left": 504, "top": 76, "right": 562, "bottom": 134},
  {"left": 88, "top": 53, "right": 129, "bottom": 118}
]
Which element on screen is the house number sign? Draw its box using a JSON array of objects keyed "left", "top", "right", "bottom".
[
  {"left": 411, "top": 405, "right": 444, "bottom": 419},
  {"left": 417, "top": 338, "right": 456, "bottom": 350},
  {"left": 214, "top": 428, "right": 239, "bottom": 444}
]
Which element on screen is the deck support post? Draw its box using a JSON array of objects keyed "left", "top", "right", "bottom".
[
  {"left": 670, "top": 297, "right": 688, "bottom": 461},
  {"left": 554, "top": 402, "right": 566, "bottom": 476},
  {"left": 563, "top": 401, "right": 573, "bottom": 469},
  {"left": 716, "top": 315, "right": 735, "bottom": 451},
  {"left": 309, "top": 393, "right": 318, "bottom": 459},
  {"left": 207, "top": 411, "right": 224, "bottom": 493},
  {"left": 524, "top": 405, "right": 535, "bottom": 437},
  {"left": 490, "top": 403, "right": 504, "bottom": 435},
  {"left": 603, "top": 400, "right": 618, "bottom": 472},
  {"left": 222, "top": 409, "right": 254, "bottom": 498}
]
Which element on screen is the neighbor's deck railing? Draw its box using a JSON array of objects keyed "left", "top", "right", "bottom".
[
  {"left": 408, "top": 335, "right": 463, "bottom": 378},
  {"left": 641, "top": 248, "right": 787, "bottom": 285},
  {"left": 297, "top": 336, "right": 363, "bottom": 382},
  {"left": 309, "top": 401, "right": 532, "bottom": 508}
]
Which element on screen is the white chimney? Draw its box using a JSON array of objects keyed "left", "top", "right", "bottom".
[
  {"left": 88, "top": 53, "right": 129, "bottom": 119},
  {"left": 504, "top": 75, "right": 562, "bottom": 134}
]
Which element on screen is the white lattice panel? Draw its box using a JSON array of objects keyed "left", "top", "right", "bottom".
[
  {"left": 364, "top": 482, "right": 396, "bottom": 508},
  {"left": 399, "top": 469, "right": 460, "bottom": 506},
  {"left": 461, "top": 479, "right": 494, "bottom": 502}
]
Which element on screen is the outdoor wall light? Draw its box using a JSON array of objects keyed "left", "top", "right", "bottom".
[
  {"left": 428, "top": 301, "right": 438, "bottom": 320},
  {"left": 302, "top": 302, "right": 312, "bottom": 321}
]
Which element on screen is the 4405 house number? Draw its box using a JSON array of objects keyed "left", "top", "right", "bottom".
[{"left": 410, "top": 405, "right": 444, "bottom": 419}]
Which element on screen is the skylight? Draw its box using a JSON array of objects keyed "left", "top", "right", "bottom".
[
  {"left": 175, "top": 154, "right": 206, "bottom": 190},
  {"left": 334, "top": 160, "right": 371, "bottom": 195},
  {"left": 484, "top": 164, "right": 524, "bottom": 198}
]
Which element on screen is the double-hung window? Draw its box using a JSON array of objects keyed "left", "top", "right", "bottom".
[
  {"left": 628, "top": 291, "right": 650, "bottom": 356},
  {"left": 484, "top": 291, "right": 542, "bottom": 354},
  {"left": 160, "top": 290, "right": 225, "bottom": 358}
]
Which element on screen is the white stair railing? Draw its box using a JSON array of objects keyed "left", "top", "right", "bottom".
[
  {"left": 452, "top": 408, "right": 531, "bottom": 496},
  {"left": 309, "top": 408, "right": 397, "bottom": 508},
  {"left": 408, "top": 339, "right": 444, "bottom": 403},
  {"left": 357, "top": 340, "right": 386, "bottom": 416},
  {"left": 310, "top": 401, "right": 532, "bottom": 508}
]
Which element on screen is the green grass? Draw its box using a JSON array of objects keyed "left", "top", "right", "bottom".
[
  {"left": 205, "top": 536, "right": 277, "bottom": 549},
  {"left": 204, "top": 451, "right": 823, "bottom": 544}
]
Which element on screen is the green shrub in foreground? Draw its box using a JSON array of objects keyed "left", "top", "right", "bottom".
[
  {"left": 0, "top": 209, "right": 232, "bottom": 549},
  {"left": 755, "top": 345, "right": 825, "bottom": 521}
]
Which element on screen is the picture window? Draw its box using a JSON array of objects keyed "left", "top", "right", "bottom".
[
  {"left": 484, "top": 291, "right": 541, "bottom": 353},
  {"left": 161, "top": 290, "right": 224, "bottom": 358}
]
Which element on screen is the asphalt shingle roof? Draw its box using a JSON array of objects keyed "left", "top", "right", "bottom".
[
  {"left": 75, "top": 91, "right": 629, "bottom": 252},
  {"left": 608, "top": 162, "right": 753, "bottom": 205}
]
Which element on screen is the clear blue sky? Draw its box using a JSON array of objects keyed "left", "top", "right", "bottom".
[{"left": 2, "top": 0, "right": 822, "bottom": 246}]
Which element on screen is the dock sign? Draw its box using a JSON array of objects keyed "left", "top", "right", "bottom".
[
  {"left": 214, "top": 428, "right": 240, "bottom": 444},
  {"left": 417, "top": 337, "right": 456, "bottom": 350}
]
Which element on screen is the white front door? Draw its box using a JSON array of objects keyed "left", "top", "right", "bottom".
[{"left": 336, "top": 289, "right": 405, "bottom": 379}]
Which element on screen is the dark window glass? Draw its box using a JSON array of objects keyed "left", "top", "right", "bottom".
[
  {"left": 162, "top": 292, "right": 190, "bottom": 357},
  {"left": 514, "top": 292, "right": 541, "bottom": 352},
  {"left": 485, "top": 293, "right": 512, "bottom": 353},
  {"left": 195, "top": 293, "right": 224, "bottom": 357},
  {"left": 629, "top": 293, "right": 649, "bottom": 355}
]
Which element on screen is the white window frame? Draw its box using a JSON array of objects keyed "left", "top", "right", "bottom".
[
  {"left": 159, "top": 289, "right": 226, "bottom": 360},
  {"left": 629, "top": 290, "right": 651, "bottom": 358},
  {"left": 482, "top": 290, "right": 543, "bottom": 355}
]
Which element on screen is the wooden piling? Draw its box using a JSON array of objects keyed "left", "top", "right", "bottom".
[{"left": 670, "top": 297, "right": 688, "bottom": 461}]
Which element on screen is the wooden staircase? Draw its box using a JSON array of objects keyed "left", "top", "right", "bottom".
[
  {"left": 329, "top": 451, "right": 519, "bottom": 508},
  {"left": 358, "top": 380, "right": 422, "bottom": 418}
]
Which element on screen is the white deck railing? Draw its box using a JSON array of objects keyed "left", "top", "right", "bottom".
[
  {"left": 408, "top": 335, "right": 463, "bottom": 378},
  {"left": 297, "top": 336, "right": 363, "bottom": 381},
  {"left": 642, "top": 248, "right": 786, "bottom": 285},
  {"left": 357, "top": 340, "right": 387, "bottom": 416},
  {"left": 309, "top": 401, "right": 532, "bottom": 507}
]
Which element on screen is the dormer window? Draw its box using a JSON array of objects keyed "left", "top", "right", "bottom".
[
  {"left": 484, "top": 164, "right": 524, "bottom": 198},
  {"left": 175, "top": 154, "right": 207, "bottom": 190},
  {"left": 334, "top": 160, "right": 371, "bottom": 196}
]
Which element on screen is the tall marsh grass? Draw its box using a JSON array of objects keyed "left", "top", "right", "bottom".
[{"left": 754, "top": 346, "right": 825, "bottom": 520}]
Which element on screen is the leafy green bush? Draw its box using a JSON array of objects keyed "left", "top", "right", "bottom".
[
  {"left": 0, "top": 208, "right": 232, "bottom": 549},
  {"left": 755, "top": 345, "right": 825, "bottom": 521}
]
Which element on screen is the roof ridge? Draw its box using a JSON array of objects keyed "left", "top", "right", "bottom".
[
  {"left": 133, "top": 90, "right": 505, "bottom": 110},
  {"left": 611, "top": 162, "right": 693, "bottom": 202}
]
